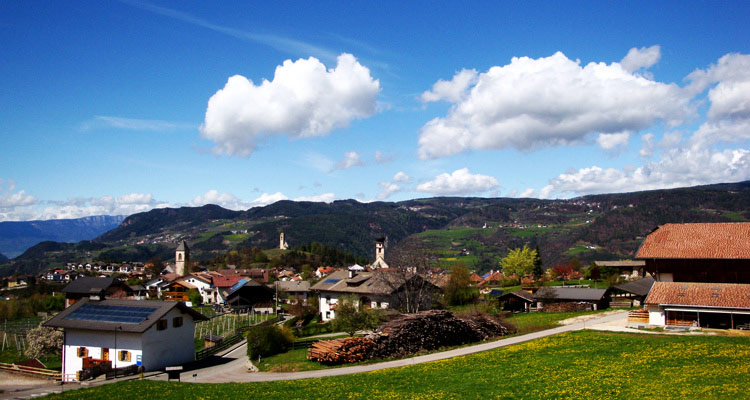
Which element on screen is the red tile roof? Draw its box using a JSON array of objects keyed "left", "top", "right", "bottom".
[
  {"left": 645, "top": 281, "right": 750, "bottom": 309},
  {"left": 212, "top": 275, "right": 244, "bottom": 288},
  {"left": 636, "top": 223, "right": 750, "bottom": 259}
]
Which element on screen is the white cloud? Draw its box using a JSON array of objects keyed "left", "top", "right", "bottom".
[
  {"left": 539, "top": 185, "right": 554, "bottom": 199},
  {"left": 639, "top": 133, "right": 655, "bottom": 158},
  {"left": 250, "top": 192, "right": 288, "bottom": 207},
  {"left": 189, "top": 190, "right": 249, "bottom": 210},
  {"left": 418, "top": 51, "right": 691, "bottom": 159},
  {"left": 519, "top": 188, "right": 536, "bottom": 198},
  {"left": 659, "top": 131, "right": 684, "bottom": 149},
  {"left": 376, "top": 182, "right": 401, "bottom": 200},
  {"left": 294, "top": 193, "right": 336, "bottom": 203},
  {"left": 620, "top": 45, "right": 661, "bottom": 73},
  {"left": 375, "top": 150, "right": 394, "bottom": 164},
  {"left": 393, "top": 172, "right": 410, "bottom": 183},
  {"left": 81, "top": 116, "right": 194, "bottom": 131},
  {"left": 416, "top": 168, "right": 499, "bottom": 196},
  {"left": 201, "top": 53, "right": 380, "bottom": 156},
  {"left": 334, "top": 151, "right": 365, "bottom": 170},
  {"left": 33, "top": 193, "right": 169, "bottom": 221},
  {"left": 421, "top": 69, "right": 478, "bottom": 103},
  {"left": 547, "top": 147, "right": 750, "bottom": 197},
  {"left": 596, "top": 132, "right": 631, "bottom": 150}
]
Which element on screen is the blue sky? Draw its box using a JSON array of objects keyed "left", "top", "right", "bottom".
[{"left": 2, "top": 1, "right": 750, "bottom": 221}]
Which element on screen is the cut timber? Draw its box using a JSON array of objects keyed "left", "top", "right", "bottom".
[{"left": 307, "top": 337, "right": 376, "bottom": 365}]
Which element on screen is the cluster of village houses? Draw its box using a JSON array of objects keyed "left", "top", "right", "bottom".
[{"left": 35, "top": 223, "right": 750, "bottom": 382}]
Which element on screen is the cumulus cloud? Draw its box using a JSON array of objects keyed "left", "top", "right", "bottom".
[
  {"left": 421, "top": 69, "right": 478, "bottom": 103},
  {"left": 416, "top": 168, "right": 499, "bottom": 196},
  {"left": 334, "top": 151, "right": 365, "bottom": 170},
  {"left": 0, "top": 190, "right": 37, "bottom": 209},
  {"left": 376, "top": 182, "right": 401, "bottom": 200},
  {"left": 393, "top": 172, "right": 410, "bottom": 183},
  {"left": 189, "top": 190, "right": 249, "bottom": 210},
  {"left": 417, "top": 51, "right": 690, "bottom": 159},
  {"left": 201, "top": 53, "right": 380, "bottom": 156},
  {"left": 597, "top": 132, "right": 631, "bottom": 151},
  {"left": 250, "top": 192, "right": 288, "bottom": 207},
  {"left": 620, "top": 45, "right": 661, "bottom": 73},
  {"left": 40, "top": 193, "right": 169, "bottom": 221},
  {"left": 519, "top": 188, "right": 536, "bottom": 198},
  {"left": 639, "top": 133, "right": 655, "bottom": 158},
  {"left": 294, "top": 193, "right": 336, "bottom": 203}
]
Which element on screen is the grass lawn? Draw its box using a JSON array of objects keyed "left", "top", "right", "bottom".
[{"left": 45, "top": 331, "right": 750, "bottom": 399}]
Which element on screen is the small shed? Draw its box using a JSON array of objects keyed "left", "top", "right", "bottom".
[
  {"left": 498, "top": 290, "right": 536, "bottom": 312},
  {"left": 534, "top": 287, "right": 610, "bottom": 311},
  {"left": 612, "top": 276, "right": 655, "bottom": 307}
]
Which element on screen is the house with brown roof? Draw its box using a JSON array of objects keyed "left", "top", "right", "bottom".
[
  {"left": 636, "top": 223, "right": 750, "bottom": 283},
  {"left": 644, "top": 282, "right": 750, "bottom": 329},
  {"left": 311, "top": 269, "right": 438, "bottom": 321}
]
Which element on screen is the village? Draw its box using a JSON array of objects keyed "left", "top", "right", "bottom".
[{"left": 0, "top": 221, "right": 746, "bottom": 398}]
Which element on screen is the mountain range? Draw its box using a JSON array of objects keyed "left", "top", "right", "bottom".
[
  {"left": 2, "top": 181, "right": 750, "bottom": 277},
  {"left": 0, "top": 215, "right": 126, "bottom": 259}
]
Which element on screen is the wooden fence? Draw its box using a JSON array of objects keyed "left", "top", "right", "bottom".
[{"left": 195, "top": 316, "right": 280, "bottom": 360}]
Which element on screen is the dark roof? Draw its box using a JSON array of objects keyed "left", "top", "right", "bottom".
[
  {"left": 534, "top": 287, "right": 608, "bottom": 302},
  {"left": 636, "top": 223, "right": 750, "bottom": 259},
  {"left": 613, "top": 276, "right": 655, "bottom": 297},
  {"left": 645, "top": 282, "right": 750, "bottom": 309},
  {"left": 498, "top": 290, "right": 535, "bottom": 303},
  {"left": 62, "top": 277, "right": 121, "bottom": 295},
  {"left": 310, "top": 270, "right": 419, "bottom": 295},
  {"left": 43, "top": 298, "right": 208, "bottom": 333}
]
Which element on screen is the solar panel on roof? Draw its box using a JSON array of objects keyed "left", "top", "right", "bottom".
[
  {"left": 323, "top": 279, "right": 340, "bottom": 284},
  {"left": 226, "top": 279, "right": 248, "bottom": 296},
  {"left": 65, "top": 304, "right": 158, "bottom": 324}
]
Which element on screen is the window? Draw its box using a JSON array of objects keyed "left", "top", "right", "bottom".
[
  {"left": 173, "top": 316, "right": 183, "bottom": 328},
  {"left": 118, "top": 350, "right": 131, "bottom": 362},
  {"left": 157, "top": 319, "right": 168, "bottom": 331},
  {"left": 77, "top": 347, "right": 88, "bottom": 358}
]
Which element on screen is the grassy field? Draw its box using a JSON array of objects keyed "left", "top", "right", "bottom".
[{"left": 45, "top": 331, "right": 750, "bottom": 399}]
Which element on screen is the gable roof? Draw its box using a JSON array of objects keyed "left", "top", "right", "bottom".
[
  {"left": 498, "top": 290, "right": 535, "bottom": 303},
  {"left": 176, "top": 240, "right": 189, "bottom": 252},
  {"left": 276, "top": 280, "right": 311, "bottom": 292},
  {"left": 43, "top": 298, "right": 208, "bottom": 333},
  {"left": 310, "top": 269, "right": 433, "bottom": 295},
  {"left": 534, "top": 287, "right": 608, "bottom": 302},
  {"left": 62, "top": 277, "right": 125, "bottom": 295},
  {"left": 212, "top": 275, "right": 244, "bottom": 288},
  {"left": 613, "top": 276, "right": 655, "bottom": 297},
  {"left": 645, "top": 281, "right": 750, "bottom": 309},
  {"left": 636, "top": 223, "right": 750, "bottom": 259}
]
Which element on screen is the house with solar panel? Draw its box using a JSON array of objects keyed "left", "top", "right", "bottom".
[{"left": 43, "top": 298, "right": 208, "bottom": 382}]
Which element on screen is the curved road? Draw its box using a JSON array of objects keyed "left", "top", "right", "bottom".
[{"left": 169, "top": 311, "right": 628, "bottom": 383}]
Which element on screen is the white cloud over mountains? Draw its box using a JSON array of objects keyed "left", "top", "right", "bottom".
[
  {"left": 201, "top": 53, "right": 380, "bottom": 156},
  {"left": 416, "top": 168, "right": 498, "bottom": 196},
  {"left": 417, "top": 50, "right": 690, "bottom": 159}
]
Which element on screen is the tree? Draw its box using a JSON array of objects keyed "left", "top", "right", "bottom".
[
  {"left": 444, "top": 264, "right": 477, "bottom": 306},
  {"left": 330, "top": 296, "right": 382, "bottom": 336},
  {"left": 381, "top": 238, "right": 440, "bottom": 314},
  {"left": 532, "top": 245, "right": 544, "bottom": 279},
  {"left": 499, "top": 245, "right": 537, "bottom": 280},
  {"left": 187, "top": 289, "right": 203, "bottom": 306},
  {"left": 146, "top": 256, "right": 163, "bottom": 278},
  {"left": 24, "top": 324, "right": 62, "bottom": 359}
]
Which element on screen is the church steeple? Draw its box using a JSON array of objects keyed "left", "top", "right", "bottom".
[{"left": 175, "top": 240, "right": 190, "bottom": 276}]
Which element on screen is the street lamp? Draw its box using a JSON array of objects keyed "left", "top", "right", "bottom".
[{"left": 114, "top": 326, "right": 122, "bottom": 369}]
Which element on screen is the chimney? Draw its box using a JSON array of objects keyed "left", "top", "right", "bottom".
[{"left": 348, "top": 269, "right": 355, "bottom": 279}]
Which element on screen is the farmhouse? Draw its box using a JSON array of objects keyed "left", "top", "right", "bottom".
[
  {"left": 44, "top": 298, "right": 208, "bottom": 382},
  {"left": 499, "top": 287, "right": 610, "bottom": 312},
  {"left": 311, "top": 269, "right": 438, "bottom": 321},
  {"left": 62, "top": 277, "right": 135, "bottom": 308},
  {"left": 636, "top": 223, "right": 750, "bottom": 283},
  {"left": 275, "top": 280, "right": 311, "bottom": 304},
  {"left": 644, "top": 281, "right": 750, "bottom": 329}
]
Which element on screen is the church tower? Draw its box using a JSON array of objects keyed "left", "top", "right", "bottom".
[
  {"left": 372, "top": 237, "right": 389, "bottom": 269},
  {"left": 280, "top": 232, "right": 289, "bottom": 250},
  {"left": 175, "top": 240, "right": 190, "bottom": 276}
]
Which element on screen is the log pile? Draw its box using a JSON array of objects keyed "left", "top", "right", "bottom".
[
  {"left": 306, "top": 337, "right": 375, "bottom": 364},
  {"left": 368, "top": 310, "right": 513, "bottom": 359},
  {"left": 307, "top": 310, "right": 514, "bottom": 364}
]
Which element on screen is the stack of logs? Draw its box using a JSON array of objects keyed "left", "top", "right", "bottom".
[
  {"left": 307, "top": 310, "right": 514, "bottom": 364},
  {"left": 307, "top": 337, "right": 375, "bottom": 364}
]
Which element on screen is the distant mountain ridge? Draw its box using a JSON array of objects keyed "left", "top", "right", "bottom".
[
  {"left": 0, "top": 215, "right": 126, "bottom": 259},
  {"left": 3, "top": 181, "right": 750, "bottom": 277}
]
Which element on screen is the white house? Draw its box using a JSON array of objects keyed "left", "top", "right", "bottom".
[
  {"left": 44, "top": 298, "right": 208, "bottom": 382},
  {"left": 181, "top": 273, "right": 217, "bottom": 304}
]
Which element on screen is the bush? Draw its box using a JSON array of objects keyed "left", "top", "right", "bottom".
[{"left": 245, "top": 325, "right": 293, "bottom": 359}]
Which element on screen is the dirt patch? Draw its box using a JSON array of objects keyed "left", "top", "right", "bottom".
[
  {"left": 0, "top": 370, "right": 54, "bottom": 387},
  {"left": 558, "top": 310, "right": 626, "bottom": 325}
]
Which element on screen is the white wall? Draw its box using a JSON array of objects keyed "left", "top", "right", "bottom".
[
  {"left": 648, "top": 305, "right": 666, "bottom": 326},
  {"left": 319, "top": 292, "right": 339, "bottom": 321},
  {"left": 61, "top": 329, "right": 143, "bottom": 382},
  {"left": 141, "top": 307, "right": 197, "bottom": 371}
]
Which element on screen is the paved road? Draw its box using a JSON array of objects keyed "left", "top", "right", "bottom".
[{"left": 166, "top": 311, "right": 629, "bottom": 383}]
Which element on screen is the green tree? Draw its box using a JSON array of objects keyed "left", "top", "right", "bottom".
[
  {"left": 187, "top": 289, "right": 203, "bottom": 306},
  {"left": 444, "top": 264, "right": 477, "bottom": 306},
  {"left": 532, "top": 245, "right": 544, "bottom": 279},
  {"left": 331, "top": 296, "right": 382, "bottom": 336},
  {"left": 499, "top": 244, "right": 538, "bottom": 280}
]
